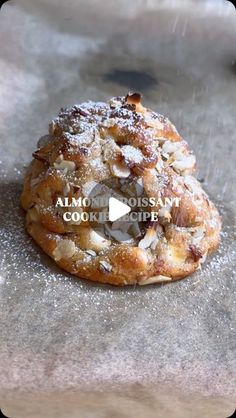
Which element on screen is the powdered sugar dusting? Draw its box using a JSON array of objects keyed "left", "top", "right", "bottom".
[
  {"left": 0, "top": 166, "right": 235, "bottom": 395},
  {"left": 121, "top": 145, "right": 144, "bottom": 164}
]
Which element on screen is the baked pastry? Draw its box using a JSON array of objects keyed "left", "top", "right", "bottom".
[{"left": 21, "top": 93, "right": 221, "bottom": 286}]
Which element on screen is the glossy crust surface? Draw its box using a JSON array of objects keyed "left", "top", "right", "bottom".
[{"left": 21, "top": 94, "right": 221, "bottom": 285}]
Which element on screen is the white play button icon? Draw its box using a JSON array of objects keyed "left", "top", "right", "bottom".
[{"left": 109, "top": 197, "right": 131, "bottom": 222}]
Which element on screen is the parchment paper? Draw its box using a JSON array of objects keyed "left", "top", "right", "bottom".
[{"left": 0, "top": 1, "right": 235, "bottom": 417}]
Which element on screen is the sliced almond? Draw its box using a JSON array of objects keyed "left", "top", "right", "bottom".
[
  {"left": 161, "top": 152, "right": 169, "bottom": 160},
  {"left": 139, "top": 275, "right": 172, "bottom": 285},
  {"left": 184, "top": 175, "right": 202, "bottom": 195},
  {"left": 121, "top": 145, "right": 143, "bottom": 165},
  {"left": 145, "top": 114, "right": 160, "bottom": 128},
  {"left": 99, "top": 260, "right": 112, "bottom": 273},
  {"left": 28, "top": 207, "right": 39, "bottom": 222},
  {"left": 85, "top": 249, "right": 97, "bottom": 257},
  {"left": 86, "top": 230, "right": 111, "bottom": 251},
  {"left": 68, "top": 131, "right": 94, "bottom": 146},
  {"left": 53, "top": 239, "right": 77, "bottom": 261},
  {"left": 138, "top": 227, "right": 157, "bottom": 249},
  {"left": 171, "top": 155, "right": 196, "bottom": 172},
  {"left": 150, "top": 238, "right": 159, "bottom": 250},
  {"left": 109, "top": 161, "right": 131, "bottom": 178},
  {"left": 173, "top": 149, "right": 186, "bottom": 160},
  {"left": 54, "top": 159, "right": 76, "bottom": 173},
  {"left": 144, "top": 113, "right": 164, "bottom": 129},
  {"left": 162, "top": 140, "right": 182, "bottom": 154}
]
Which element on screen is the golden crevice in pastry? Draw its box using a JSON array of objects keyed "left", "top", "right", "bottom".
[{"left": 21, "top": 93, "right": 221, "bottom": 286}]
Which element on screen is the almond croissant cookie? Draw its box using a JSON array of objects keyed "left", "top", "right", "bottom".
[{"left": 21, "top": 93, "right": 221, "bottom": 286}]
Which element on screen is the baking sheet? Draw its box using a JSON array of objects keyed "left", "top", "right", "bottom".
[{"left": 0, "top": 1, "right": 236, "bottom": 417}]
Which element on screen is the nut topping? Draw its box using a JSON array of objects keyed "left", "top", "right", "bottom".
[
  {"left": 53, "top": 239, "right": 77, "bottom": 261},
  {"left": 85, "top": 249, "right": 97, "bottom": 257},
  {"left": 121, "top": 145, "right": 144, "bottom": 166},
  {"left": 99, "top": 260, "right": 112, "bottom": 273},
  {"left": 109, "top": 161, "right": 131, "bottom": 178},
  {"left": 139, "top": 275, "right": 172, "bottom": 285},
  {"left": 171, "top": 154, "right": 196, "bottom": 173},
  {"left": 53, "top": 159, "right": 76, "bottom": 173},
  {"left": 138, "top": 226, "right": 157, "bottom": 249}
]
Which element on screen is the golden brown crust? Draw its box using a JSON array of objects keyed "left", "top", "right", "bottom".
[{"left": 21, "top": 93, "right": 221, "bottom": 286}]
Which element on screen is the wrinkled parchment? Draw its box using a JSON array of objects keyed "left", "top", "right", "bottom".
[{"left": 0, "top": 1, "right": 235, "bottom": 417}]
